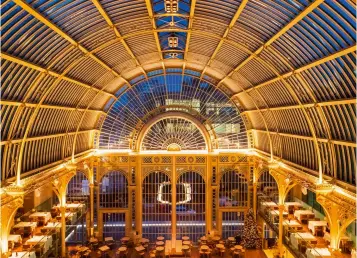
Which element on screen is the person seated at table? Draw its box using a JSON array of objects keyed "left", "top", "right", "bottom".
[{"left": 235, "top": 235, "right": 242, "bottom": 245}]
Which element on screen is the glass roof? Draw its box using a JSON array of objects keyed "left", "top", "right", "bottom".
[
  {"left": 0, "top": 0, "right": 355, "bottom": 188},
  {"left": 99, "top": 69, "right": 248, "bottom": 150}
]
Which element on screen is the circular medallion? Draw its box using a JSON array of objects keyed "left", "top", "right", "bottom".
[
  {"left": 154, "top": 156, "right": 160, "bottom": 163},
  {"left": 188, "top": 156, "right": 194, "bottom": 163}
]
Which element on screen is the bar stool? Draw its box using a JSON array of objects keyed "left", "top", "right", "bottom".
[
  {"left": 157, "top": 236, "right": 165, "bottom": 241},
  {"left": 182, "top": 236, "right": 190, "bottom": 241},
  {"left": 155, "top": 246, "right": 165, "bottom": 258},
  {"left": 182, "top": 245, "right": 190, "bottom": 258}
]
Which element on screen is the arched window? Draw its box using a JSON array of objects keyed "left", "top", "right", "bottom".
[
  {"left": 176, "top": 171, "right": 205, "bottom": 242},
  {"left": 142, "top": 171, "right": 171, "bottom": 242},
  {"left": 219, "top": 169, "right": 248, "bottom": 207},
  {"left": 100, "top": 171, "right": 128, "bottom": 208},
  {"left": 66, "top": 172, "right": 89, "bottom": 203},
  {"left": 257, "top": 170, "right": 278, "bottom": 203}
]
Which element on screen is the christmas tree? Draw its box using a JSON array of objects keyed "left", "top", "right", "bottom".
[{"left": 241, "top": 208, "right": 262, "bottom": 249}]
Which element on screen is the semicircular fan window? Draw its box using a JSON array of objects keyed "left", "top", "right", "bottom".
[{"left": 141, "top": 118, "right": 207, "bottom": 151}]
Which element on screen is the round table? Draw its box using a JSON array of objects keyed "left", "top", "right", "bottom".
[
  {"left": 89, "top": 237, "right": 98, "bottom": 243},
  {"left": 140, "top": 238, "right": 149, "bottom": 243},
  {"left": 200, "top": 236, "right": 207, "bottom": 241},
  {"left": 156, "top": 241, "right": 165, "bottom": 246},
  {"left": 216, "top": 244, "right": 224, "bottom": 249},
  {"left": 201, "top": 245, "right": 209, "bottom": 251},
  {"left": 156, "top": 246, "right": 165, "bottom": 251},
  {"left": 121, "top": 237, "right": 130, "bottom": 242},
  {"left": 183, "top": 241, "right": 191, "bottom": 246},
  {"left": 118, "top": 247, "right": 127, "bottom": 252},
  {"left": 234, "top": 245, "right": 242, "bottom": 250},
  {"left": 182, "top": 245, "right": 190, "bottom": 250},
  {"left": 213, "top": 236, "right": 220, "bottom": 241},
  {"left": 157, "top": 236, "right": 165, "bottom": 241},
  {"left": 182, "top": 236, "right": 190, "bottom": 241},
  {"left": 228, "top": 237, "right": 235, "bottom": 242}
]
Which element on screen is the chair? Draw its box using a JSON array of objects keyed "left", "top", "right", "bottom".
[
  {"left": 300, "top": 215, "right": 308, "bottom": 224},
  {"left": 23, "top": 226, "right": 32, "bottom": 238},
  {"left": 219, "top": 248, "right": 225, "bottom": 257},
  {"left": 22, "top": 244, "right": 31, "bottom": 251},
  {"left": 315, "top": 227, "right": 324, "bottom": 237}
]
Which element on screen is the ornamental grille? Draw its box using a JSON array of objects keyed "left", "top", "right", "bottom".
[{"left": 141, "top": 118, "right": 207, "bottom": 151}]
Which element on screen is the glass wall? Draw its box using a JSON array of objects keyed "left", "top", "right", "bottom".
[
  {"left": 219, "top": 169, "right": 248, "bottom": 207},
  {"left": 176, "top": 171, "right": 206, "bottom": 242},
  {"left": 99, "top": 171, "right": 128, "bottom": 208},
  {"left": 142, "top": 172, "right": 172, "bottom": 242}
]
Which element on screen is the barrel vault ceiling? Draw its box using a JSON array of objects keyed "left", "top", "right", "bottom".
[{"left": 0, "top": 0, "right": 356, "bottom": 187}]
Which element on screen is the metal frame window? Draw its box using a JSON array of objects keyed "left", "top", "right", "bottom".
[
  {"left": 221, "top": 211, "right": 245, "bottom": 240},
  {"left": 103, "top": 212, "right": 126, "bottom": 241},
  {"left": 176, "top": 171, "right": 206, "bottom": 242},
  {"left": 219, "top": 169, "right": 248, "bottom": 207},
  {"left": 99, "top": 171, "right": 128, "bottom": 208},
  {"left": 142, "top": 171, "right": 172, "bottom": 242},
  {"left": 66, "top": 172, "right": 89, "bottom": 203}
]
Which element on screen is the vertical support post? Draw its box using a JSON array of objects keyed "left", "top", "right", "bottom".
[
  {"left": 171, "top": 155, "right": 177, "bottom": 253},
  {"left": 95, "top": 185, "right": 100, "bottom": 238},
  {"left": 89, "top": 183, "right": 95, "bottom": 237},
  {"left": 253, "top": 182, "right": 257, "bottom": 217},
  {"left": 206, "top": 156, "right": 212, "bottom": 234},
  {"left": 136, "top": 154, "right": 142, "bottom": 236},
  {"left": 277, "top": 204, "right": 284, "bottom": 257},
  {"left": 60, "top": 206, "right": 66, "bottom": 257}
]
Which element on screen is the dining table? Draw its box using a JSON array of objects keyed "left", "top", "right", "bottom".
[
  {"left": 10, "top": 252, "right": 36, "bottom": 258},
  {"left": 135, "top": 245, "right": 146, "bottom": 252},
  {"left": 283, "top": 220, "right": 303, "bottom": 230},
  {"left": 99, "top": 245, "right": 110, "bottom": 252},
  {"left": 44, "top": 222, "right": 62, "bottom": 231},
  {"left": 25, "top": 235, "right": 53, "bottom": 253},
  {"left": 308, "top": 221, "right": 327, "bottom": 235},
  {"left": 306, "top": 248, "right": 331, "bottom": 258},
  {"left": 54, "top": 203, "right": 86, "bottom": 212},
  {"left": 284, "top": 202, "right": 303, "bottom": 210},
  {"left": 29, "top": 212, "right": 52, "bottom": 223},
  {"left": 290, "top": 232, "right": 317, "bottom": 249},
  {"left": 294, "top": 210, "right": 315, "bottom": 221},
  {"left": 8, "top": 235, "right": 22, "bottom": 244},
  {"left": 13, "top": 222, "right": 37, "bottom": 231}
]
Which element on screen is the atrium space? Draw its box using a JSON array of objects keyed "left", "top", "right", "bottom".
[{"left": 0, "top": 0, "right": 356, "bottom": 258}]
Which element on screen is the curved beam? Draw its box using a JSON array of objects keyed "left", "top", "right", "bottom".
[
  {"left": 91, "top": 0, "right": 148, "bottom": 77},
  {"left": 218, "top": 0, "right": 326, "bottom": 84}
]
